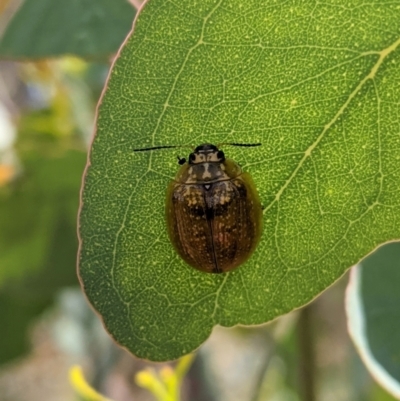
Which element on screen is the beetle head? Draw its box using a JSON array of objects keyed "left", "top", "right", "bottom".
[{"left": 188, "top": 143, "right": 225, "bottom": 165}]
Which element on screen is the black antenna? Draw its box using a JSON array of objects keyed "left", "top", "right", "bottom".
[
  {"left": 133, "top": 143, "right": 261, "bottom": 152},
  {"left": 133, "top": 145, "right": 181, "bottom": 152},
  {"left": 217, "top": 142, "right": 261, "bottom": 148}
]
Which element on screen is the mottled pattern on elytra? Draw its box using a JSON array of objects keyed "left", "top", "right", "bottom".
[{"left": 166, "top": 169, "right": 262, "bottom": 273}]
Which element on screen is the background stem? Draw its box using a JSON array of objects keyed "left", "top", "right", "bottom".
[{"left": 298, "top": 304, "right": 316, "bottom": 401}]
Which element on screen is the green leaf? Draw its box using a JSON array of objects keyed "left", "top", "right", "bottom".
[
  {"left": 347, "top": 243, "right": 400, "bottom": 399},
  {"left": 78, "top": 0, "right": 400, "bottom": 361},
  {"left": 0, "top": 290, "right": 49, "bottom": 364},
  {"left": 0, "top": 150, "right": 86, "bottom": 364},
  {"left": 0, "top": 0, "right": 135, "bottom": 59},
  {"left": 0, "top": 150, "right": 86, "bottom": 285}
]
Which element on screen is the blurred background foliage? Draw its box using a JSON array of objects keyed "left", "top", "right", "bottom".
[{"left": 0, "top": 0, "right": 398, "bottom": 401}]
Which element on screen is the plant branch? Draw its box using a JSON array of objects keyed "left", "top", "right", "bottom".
[{"left": 297, "top": 304, "right": 316, "bottom": 401}]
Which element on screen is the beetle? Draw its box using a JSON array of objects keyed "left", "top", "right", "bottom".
[{"left": 134, "top": 143, "right": 263, "bottom": 273}]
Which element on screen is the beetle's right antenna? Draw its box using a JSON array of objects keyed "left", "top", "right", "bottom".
[{"left": 217, "top": 142, "right": 262, "bottom": 148}]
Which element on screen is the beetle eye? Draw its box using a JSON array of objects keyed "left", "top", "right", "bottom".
[
  {"left": 177, "top": 156, "right": 186, "bottom": 165},
  {"left": 217, "top": 150, "right": 225, "bottom": 161},
  {"left": 189, "top": 153, "right": 196, "bottom": 164}
]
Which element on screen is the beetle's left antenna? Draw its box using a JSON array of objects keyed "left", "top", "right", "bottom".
[{"left": 133, "top": 145, "right": 179, "bottom": 152}]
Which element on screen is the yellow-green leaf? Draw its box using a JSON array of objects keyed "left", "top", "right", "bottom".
[{"left": 78, "top": 0, "right": 400, "bottom": 361}]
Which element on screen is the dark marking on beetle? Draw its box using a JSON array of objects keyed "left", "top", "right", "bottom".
[
  {"left": 205, "top": 206, "right": 214, "bottom": 220},
  {"left": 190, "top": 205, "right": 206, "bottom": 218}
]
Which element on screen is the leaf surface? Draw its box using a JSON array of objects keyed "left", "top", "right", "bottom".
[{"left": 79, "top": 0, "right": 400, "bottom": 361}]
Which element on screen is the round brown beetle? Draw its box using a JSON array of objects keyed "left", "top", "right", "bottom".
[{"left": 134, "top": 143, "right": 263, "bottom": 273}]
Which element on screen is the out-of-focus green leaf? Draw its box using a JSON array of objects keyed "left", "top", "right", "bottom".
[
  {"left": 371, "top": 381, "right": 399, "bottom": 401},
  {"left": 0, "top": 0, "right": 136, "bottom": 59},
  {"left": 0, "top": 150, "right": 86, "bottom": 284},
  {"left": 347, "top": 243, "right": 400, "bottom": 399},
  {"left": 0, "top": 290, "right": 48, "bottom": 364},
  {"left": 79, "top": 0, "right": 400, "bottom": 361},
  {"left": 0, "top": 149, "right": 86, "bottom": 364}
]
